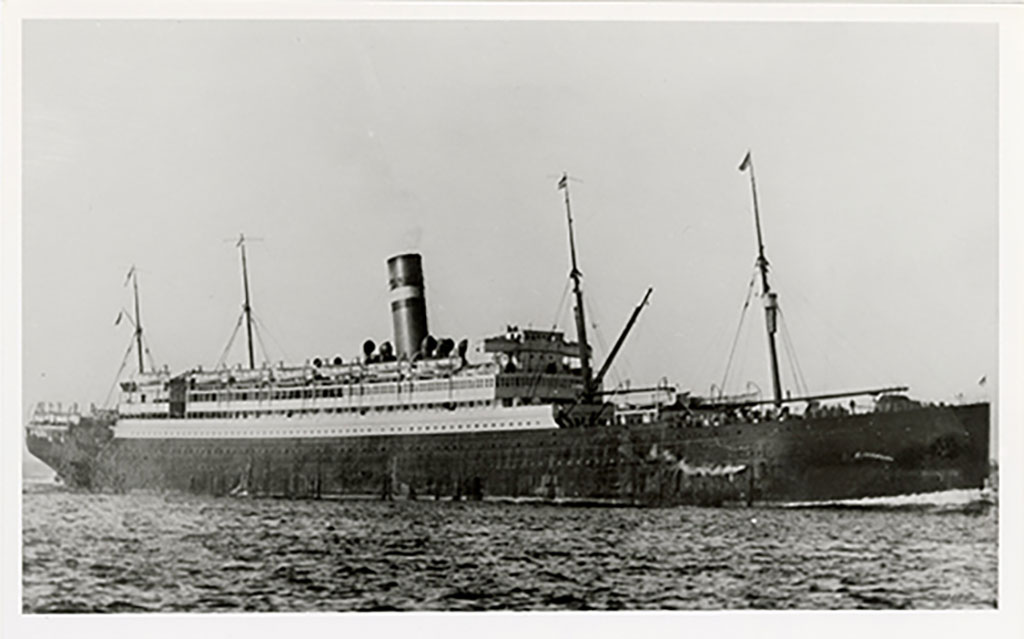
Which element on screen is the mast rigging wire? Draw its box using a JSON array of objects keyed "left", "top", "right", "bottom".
[
  {"left": 253, "top": 314, "right": 291, "bottom": 365},
  {"left": 551, "top": 276, "right": 573, "bottom": 331},
  {"left": 787, "top": 287, "right": 896, "bottom": 389},
  {"left": 252, "top": 317, "right": 274, "bottom": 368},
  {"left": 525, "top": 276, "right": 574, "bottom": 398},
  {"left": 778, "top": 307, "right": 809, "bottom": 397},
  {"left": 719, "top": 267, "right": 760, "bottom": 397},
  {"left": 103, "top": 339, "right": 137, "bottom": 408},
  {"left": 117, "top": 308, "right": 159, "bottom": 373},
  {"left": 142, "top": 342, "right": 157, "bottom": 373},
  {"left": 218, "top": 310, "right": 280, "bottom": 369},
  {"left": 584, "top": 295, "right": 626, "bottom": 389},
  {"left": 216, "top": 312, "right": 246, "bottom": 369}
]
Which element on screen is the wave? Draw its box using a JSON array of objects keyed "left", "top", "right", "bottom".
[{"left": 781, "top": 488, "right": 996, "bottom": 514}]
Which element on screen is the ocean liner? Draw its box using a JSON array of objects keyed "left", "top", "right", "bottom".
[{"left": 25, "top": 160, "right": 990, "bottom": 506}]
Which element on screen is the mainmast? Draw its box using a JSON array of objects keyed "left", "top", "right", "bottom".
[
  {"left": 739, "top": 151, "right": 783, "bottom": 408},
  {"left": 129, "top": 266, "right": 144, "bottom": 375},
  {"left": 558, "top": 173, "right": 594, "bottom": 395},
  {"left": 237, "top": 233, "right": 256, "bottom": 370}
]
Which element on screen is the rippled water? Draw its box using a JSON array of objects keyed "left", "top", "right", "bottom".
[{"left": 22, "top": 489, "right": 997, "bottom": 612}]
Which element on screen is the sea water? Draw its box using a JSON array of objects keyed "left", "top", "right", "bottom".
[{"left": 21, "top": 488, "right": 996, "bottom": 612}]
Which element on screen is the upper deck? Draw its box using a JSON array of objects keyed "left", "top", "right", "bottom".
[{"left": 117, "top": 326, "right": 590, "bottom": 422}]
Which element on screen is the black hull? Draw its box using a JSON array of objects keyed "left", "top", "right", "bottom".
[{"left": 26, "top": 403, "right": 989, "bottom": 506}]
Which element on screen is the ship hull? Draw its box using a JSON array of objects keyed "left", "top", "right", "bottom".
[{"left": 26, "top": 403, "right": 989, "bottom": 506}]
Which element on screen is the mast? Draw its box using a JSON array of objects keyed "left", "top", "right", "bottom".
[
  {"left": 237, "top": 233, "right": 256, "bottom": 370},
  {"left": 739, "top": 151, "right": 783, "bottom": 408},
  {"left": 130, "top": 266, "right": 144, "bottom": 375},
  {"left": 558, "top": 172, "right": 593, "bottom": 395}
]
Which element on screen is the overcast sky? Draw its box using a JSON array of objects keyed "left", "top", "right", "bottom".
[{"left": 20, "top": 19, "right": 997, "bottom": 417}]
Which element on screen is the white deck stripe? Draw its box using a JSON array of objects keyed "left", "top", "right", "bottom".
[{"left": 114, "top": 404, "right": 558, "bottom": 439}]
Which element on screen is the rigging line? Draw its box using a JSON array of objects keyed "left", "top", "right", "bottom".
[
  {"left": 777, "top": 326, "right": 795, "bottom": 396},
  {"left": 778, "top": 314, "right": 802, "bottom": 397},
  {"left": 720, "top": 267, "right": 760, "bottom": 397},
  {"left": 526, "top": 277, "right": 575, "bottom": 398},
  {"left": 250, "top": 315, "right": 276, "bottom": 367},
  {"left": 251, "top": 313, "right": 292, "bottom": 364},
  {"left": 777, "top": 307, "right": 809, "bottom": 397},
  {"left": 583, "top": 295, "right": 619, "bottom": 386},
  {"left": 119, "top": 306, "right": 158, "bottom": 373},
  {"left": 689, "top": 303, "right": 736, "bottom": 397},
  {"left": 140, "top": 333, "right": 157, "bottom": 371},
  {"left": 737, "top": 312, "right": 760, "bottom": 398},
  {"left": 216, "top": 312, "right": 246, "bottom": 369},
  {"left": 143, "top": 345, "right": 157, "bottom": 372},
  {"left": 589, "top": 295, "right": 634, "bottom": 391},
  {"left": 789, "top": 321, "right": 809, "bottom": 396},
  {"left": 772, "top": 305, "right": 794, "bottom": 394},
  {"left": 103, "top": 339, "right": 137, "bottom": 408},
  {"left": 583, "top": 294, "right": 608, "bottom": 360},
  {"left": 118, "top": 307, "right": 136, "bottom": 329},
  {"left": 238, "top": 306, "right": 268, "bottom": 364},
  {"left": 787, "top": 287, "right": 893, "bottom": 386},
  {"left": 551, "top": 276, "right": 573, "bottom": 330},
  {"left": 252, "top": 322, "right": 271, "bottom": 367}
]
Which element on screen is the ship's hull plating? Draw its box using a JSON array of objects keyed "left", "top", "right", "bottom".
[{"left": 26, "top": 403, "right": 990, "bottom": 506}]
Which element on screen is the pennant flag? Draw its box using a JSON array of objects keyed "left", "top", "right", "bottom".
[
  {"left": 738, "top": 151, "right": 752, "bottom": 172},
  {"left": 124, "top": 265, "right": 135, "bottom": 287},
  {"left": 557, "top": 174, "right": 568, "bottom": 190},
  {"left": 114, "top": 310, "right": 123, "bottom": 326},
  {"left": 978, "top": 375, "right": 987, "bottom": 387}
]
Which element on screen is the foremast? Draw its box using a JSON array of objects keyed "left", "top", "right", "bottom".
[
  {"left": 739, "top": 151, "right": 783, "bottom": 408},
  {"left": 129, "top": 266, "right": 145, "bottom": 375},
  {"left": 558, "top": 173, "right": 595, "bottom": 397},
  {"left": 237, "top": 233, "right": 256, "bottom": 370},
  {"left": 117, "top": 265, "right": 154, "bottom": 377}
]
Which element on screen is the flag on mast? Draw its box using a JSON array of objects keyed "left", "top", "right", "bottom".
[
  {"left": 114, "top": 310, "right": 123, "bottom": 326},
  {"left": 123, "top": 265, "right": 135, "bottom": 287},
  {"left": 557, "top": 173, "right": 568, "bottom": 190},
  {"left": 739, "top": 151, "right": 752, "bottom": 172}
]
